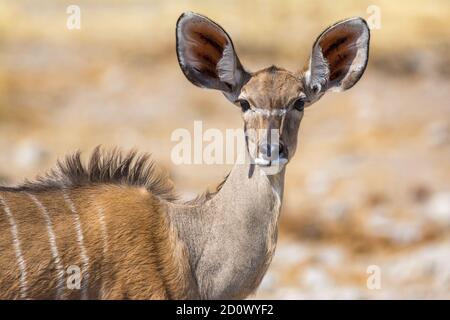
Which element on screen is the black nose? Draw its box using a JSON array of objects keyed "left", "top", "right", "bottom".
[{"left": 259, "top": 143, "right": 287, "bottom": 159}]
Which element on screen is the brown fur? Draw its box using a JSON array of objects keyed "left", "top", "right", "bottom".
[
  {"left": 0, "top": 12, "right": 370, "bottom": 300},
  {"left": 0, "top": 149, "right": 198, "bottom": 299},
  {"left": 242, "top": 66, "right": 304, "bottom": 111}
]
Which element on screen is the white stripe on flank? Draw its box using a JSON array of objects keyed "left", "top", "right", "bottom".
[
  {"left": 95, "top": 205, "right": 109, "bottom": 254},
  {"left": 0, "top": 194, "right": 28, "bottom": 299},
  {"left": 25, "top": 192, "right": 65, "bottom": 299},
  {"left": 62, "top": 190, "right": 90, "bottom": 300},
  {"left": 93, "top": 202, "right": 109, "bottom": 297}
]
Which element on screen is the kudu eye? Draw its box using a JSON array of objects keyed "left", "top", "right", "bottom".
[
  {"left": 238, "top": 99, "right": 251, "bottom": 112},
  {"left": 293, "top": 98, "right": 305, "bottom": 112}
]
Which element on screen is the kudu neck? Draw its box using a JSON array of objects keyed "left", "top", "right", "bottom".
[{"left": 169, "top": 159, "right": 286, "bottom": 299}]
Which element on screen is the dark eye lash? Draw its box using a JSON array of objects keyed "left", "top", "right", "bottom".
[
  {"left": 239, "top": 100, "right": 251, "bottom": 112},
  {"left": 293, "top": 98, "right": 305, "bottom": 112}
]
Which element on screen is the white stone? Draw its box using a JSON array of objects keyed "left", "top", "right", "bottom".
[
  {"left": 14, "top": 140, "right": 47, "bottom": 169},
  {"left": 305, "top": 171, "right": 331, "bottom": 195},
  {"left": 272, "top": 242, "right": 310, "bottom": 267},
  {"left": 424, "top": 192, "right": 450, "bottom": 225},
  {"left": 300, "top": 267, "right": 333, "bottom": 290}
]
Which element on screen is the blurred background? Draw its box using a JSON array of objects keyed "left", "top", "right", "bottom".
[{"left": 0, "top": 0, "right": 449, "bottom": 299}]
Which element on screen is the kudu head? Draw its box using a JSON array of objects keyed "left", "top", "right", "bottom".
[{"left": 176, "top": 12, "right": 370, "bottom": 171}]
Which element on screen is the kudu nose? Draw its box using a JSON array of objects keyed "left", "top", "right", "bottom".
[{"left": 259, "top": 143, "right": 286, "bottom": 160}]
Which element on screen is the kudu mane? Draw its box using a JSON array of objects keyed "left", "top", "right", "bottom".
[{"left": 0, "top": 147, "right": 228, "bottom": 203}]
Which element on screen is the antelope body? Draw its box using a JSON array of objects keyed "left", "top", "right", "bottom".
[{"left": 0, "top": 12, "right": 370, "bottom": 299}]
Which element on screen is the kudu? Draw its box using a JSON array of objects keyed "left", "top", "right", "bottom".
[{"left": 0, "top": 12, "right": 370, "bottom": 299}]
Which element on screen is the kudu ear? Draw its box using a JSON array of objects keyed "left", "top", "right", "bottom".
[
  {"left": 304, "top": 17, "right": 370, "bottom": 100},
  {"left": 176, "top": 12, "right": 249, "bottom": 101}
]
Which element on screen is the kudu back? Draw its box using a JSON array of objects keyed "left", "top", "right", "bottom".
[{"left": 0, "top": 12, "right": 370, "bottom": 299}]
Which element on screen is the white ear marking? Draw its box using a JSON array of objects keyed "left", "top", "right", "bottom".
[
  {"left": 304, "top": 17, "right": 370, "bottom": 97},
  {"left": 307, "top": 44, "right": 329, "bottom": 93},
  {"left": 217, "top": 42, "right": 237, "bottom": 85}
]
